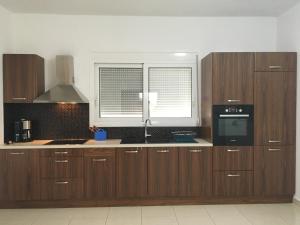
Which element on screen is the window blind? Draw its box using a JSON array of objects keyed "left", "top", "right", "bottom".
[
  {"left": 148, "top": 67, "right": 192, "bottom": 118},
  {"left": 99, "top": 65, "right": 143, "bottom": 117}
]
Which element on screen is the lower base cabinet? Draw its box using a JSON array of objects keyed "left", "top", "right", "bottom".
[
  {"left": 84, "top": 149, "right": 115, "bottom": 199},
  {"left": 254, "top": 146, "right": 295, "bottom": 197},
  {"left": 179, "top": 147, "right": 212, "bottom": 197},
  {"left": 148, "top": 147, "right": 178, "bottom": 197},
  {"left": 41, "top": 178, "right": 84, "bottom": 200},
  {"left": 116, "top": 148, "right": 147, "bottom": 198},
  {"left": 213, "top": 171, "right": 253, "bottom": 197}
]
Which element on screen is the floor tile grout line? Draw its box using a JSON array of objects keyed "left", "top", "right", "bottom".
[
  {"left": 141, "top": 206, "right": 143, "bottom": 225},
  {"left": 172, "top": 205, "right": 180, "bottom": 225},
  {"left": 203, "top": 205, "right": 218, "bottom": 225},
  {"left": 105, "top": 207, "right": 111, "bottom": 225},
  {"left": 234, "top": 205, "right": 255, "bottom": 225}
]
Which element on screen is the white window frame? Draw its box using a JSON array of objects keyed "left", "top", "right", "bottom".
[{"left": 89, "top": 52, "right": 198, "bottom": 127}]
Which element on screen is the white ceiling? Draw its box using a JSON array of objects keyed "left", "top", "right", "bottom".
[{"left": 0, "top": 0, "right": 299, "bottom": 16}]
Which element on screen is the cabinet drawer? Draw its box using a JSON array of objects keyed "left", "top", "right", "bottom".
[
  {"left": 213, "top": 147, "right": 253, "bottom": 171},
  {"left": 40, "top": 149, "right": 83, "bottom": 157},
  {"left": 84, "top": 148, "right": 115, "bottom": 157},
  {"left": 40, "top": 178, "right": 84, "bottom": 200},
  {"left": 40, "top": 157, "right": 83, "bottom": 178},
  {"left": 213, "top": 171, "right": 253, "bottom": 197},
  {"left": 255, "top": 52, "right": 297, "bottom": 72}
]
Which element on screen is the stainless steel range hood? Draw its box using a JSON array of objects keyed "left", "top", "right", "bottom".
[{"left": 34, "top": 55, "right": 88, "bottom": 103}]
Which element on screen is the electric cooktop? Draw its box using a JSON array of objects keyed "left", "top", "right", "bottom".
[{"left": 45, "top": 139, "right": 88, "bottom": 145}]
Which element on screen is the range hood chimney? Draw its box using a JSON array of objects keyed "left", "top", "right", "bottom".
[{"left": 34, "top": 55, "right": 88, "bottom": 104}]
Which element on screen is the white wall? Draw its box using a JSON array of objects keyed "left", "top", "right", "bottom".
[
  {"left": 277, "top": 2, "right": 300, "bottom": 201},
  {"left": 0, "top": 5, "right": 12, "bottom": 144},
  {"left": 11, "top": 15, "right": 277, "bottom": 98}
]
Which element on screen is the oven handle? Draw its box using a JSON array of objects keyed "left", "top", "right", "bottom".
[{"left": 219, "top": 114, "right": 250, "bottom": 118}]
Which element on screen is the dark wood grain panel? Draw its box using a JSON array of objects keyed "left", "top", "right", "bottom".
[
  {"left": 213, "top": 171, "right": 253, "bottom": 197},
  {"left": 255, "top": 52, "right": 297, "bottom": 72},
  {"left": 179, "top": 147, "right": 212, "bottom": 197},
  {"left": 0, "top": 151, "right": 7, "bottom": 200},
  {"left": 148, "top": 147, "right": 178, "bottom": 197},
  {"left": 212, "top": 52, "right": 254, "bottom": 105},
  {"left": 40, "top": 178, "right": 84, "bottom": 200},
  {"left": 85, "top": 149, "right": 115, "bottom": 199},
  {"left": 116, "top": 148, "right": 147, "bottom": 198},
  {"left": 40, "top": 157, "right": 83, "bottom": 179},
  {"left": 40, "top": 148, "right": 83, "bottom": 157},
  {"left": 213, "top": 146, "right": 253, "bottom": 171},
  {"left": 3, "top": 54, "right": 45, "bottom": 103},
  {"left": 254, "top": 146, "right": 295, "bottom": 197},
  {"left": 254, "top": 72, "right": 296, "bottom": 145}
]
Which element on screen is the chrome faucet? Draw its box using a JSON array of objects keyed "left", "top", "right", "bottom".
[{"left": 144, "top": 119, "right": 152, "bottom": 140}]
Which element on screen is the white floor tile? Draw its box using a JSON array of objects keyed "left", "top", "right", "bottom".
[
  {"left": 142, "top": 206, "right": 175, "bottom": 218},
  {"left": 142, "top": 216, "right": 178, "bottom": 225}
]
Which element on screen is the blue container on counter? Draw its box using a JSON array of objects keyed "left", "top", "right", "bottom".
[{"left": 94, "top": 129, "right": 107, "bottom": 141}]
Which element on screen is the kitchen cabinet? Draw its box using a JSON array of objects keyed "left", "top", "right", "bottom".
[
  {"left": 254, "top": 146, "right": 295, "bottom": 197},
  {"left": 213, "top": 147, "right": 253, "bottom": 171},
  {"left": 148, "top": 147, "right": 178, "bottom": 197},
  {"left": 212, "top": 52, "right": 254, "bottom": 105},
  {"left": 3, "top": 54, "right": 45, "bottom": 103},
  {"left": 116, "top": 148, "right": 147, "bottom": 198},
  {"left": 213, "top": 171, "right": 253, "bottom": 197},
  {"left": 6, "top": 149, "right": 40, "bottom": 201},
  {"left": 255, "top": 52, "right": 297, "bottom": 72},
  {"left": 0, "top": 151, "right": 6, "bottom": 200},
  {"left": 85, "top": 149, "right": 115, "bottom": 199},
  {"left": 254, "top": 71, "right": 296, "bottom": 145},
  {"left": 179, "top": 147, "right": 212, "bottom": 197}
]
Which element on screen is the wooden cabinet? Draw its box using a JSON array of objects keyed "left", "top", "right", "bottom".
[
  {"left": 254, "top": 71, "right": 296, "bottom": 145},
  {"left": 6, "top": 149, "right": 40, "bottom": 201},
  {"left": 3, "top": 54, "right": 45, "bottom": 103},
  {"left": 212, "top": 53, "right": 254, "bottom": 105},
  {"left": 148, "top": 147, "right": 178, "bottom": 197},
  {"left": 85, "top": 149, "right": 115, "bottom": 199},
  {"left": 254, "top": 146, "right": 295, "bottom": 197},
  {"left": 213, "top": 171, "right": 253, "bottom": 197},
  {"left": 116, "top": 148, "right": 147, "bottom": 198},
  {"left": 255, "top": 53, "right": 297, "bottom": 72},
  {"left": 0, "top": 151, "right": 7, "bottom": 200},
  {"left": 213, "top": 147, "right": 253, "bottom": 171},
  {"left": 179, "top": 147, "right": 212, "bottom": 197}
]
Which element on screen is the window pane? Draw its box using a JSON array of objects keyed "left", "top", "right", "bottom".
[
  {"left": 149, "top": 67, "right": 192, "bottom": 118},
  {"left": 99, "top": 66, "right": 143, "bottom": 117}
]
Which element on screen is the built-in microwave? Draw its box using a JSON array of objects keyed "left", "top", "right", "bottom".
[{"left": 213, "top": 105, "right": 254, "bottom": 146}]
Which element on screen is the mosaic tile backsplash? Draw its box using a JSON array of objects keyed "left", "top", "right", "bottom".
[{"left": 4, "top": 103, "right": 200, "bottom": 142}]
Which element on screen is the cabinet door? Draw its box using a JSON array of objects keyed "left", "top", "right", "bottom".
[
  {"left": 254, "top": 72, "right": 296, "bottom": 145},
  {"left": 254, "top": 146, "right": 295, "bottom": 196},
  {"left": 148, "top": 148, "right": 178, "bottom": 197},
  {"left": 212, "top": 53, "right": 254, "bottom": 104},
  {"left": 255, "top": 52, "right": 297, "bottom": 72},
  {"left": 179, "top": 147, "right": 212, "bottom": 197},
  {"left": 116, "top": 148, "right": 147, "bottom": 198},
  {"left": 85, "top": 151, "right": 115, "bottom": 199},
  {"left": 0, "top": 151, "right": 7, "bottom": 200}
]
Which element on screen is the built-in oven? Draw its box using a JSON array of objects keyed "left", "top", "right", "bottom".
[{"left": 213, "top": 105, "right": 253, "bottom": 146}]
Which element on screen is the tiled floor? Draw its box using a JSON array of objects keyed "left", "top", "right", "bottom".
[{"left": 0, "top": 203, "right": 300, "bottom": 225}]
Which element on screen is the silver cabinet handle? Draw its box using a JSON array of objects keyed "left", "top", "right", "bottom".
[
  {"left": 227, "top": 149, "right": 240, "bottom": 152},
  {"left": 227, "top": 174, "right": 241, "bottom": 177},
  {"left": 268, "top": 140, "right": 281, "bottom": 143},
  {"left": 125, "top": 150, "right": 139, "bottom": 154},
  {"left": 93, "top": 158, "right": 107, "bottom": 162},
  {"left": 12, "top": 97, "right": 27, "bottom": 100},
  {"left": 55, "top": 181, "right": 69, "bottom": 184},
  {"left": 157, "top": 150, "right": 169, "bottom": 153},
  {"left": 55, "top": 151, "right": 68, "bottom": 155},
  {"left": 9, "top": 152, "right": 25, "bottom": 155},
  {"left": 55, "top": 160, "right": 68, "bottom": 163},
  {"left": 189, "top": 150, "right": 203, "bottom": 153},
  {"left": 268, "top": 148, "right": 281, "bottom": 151},
  {"left": 269, "top": 66, "right": 282, "bottom": 69},
  {"left": 227, "top": 99, "right": 240, "bottom": 102}
]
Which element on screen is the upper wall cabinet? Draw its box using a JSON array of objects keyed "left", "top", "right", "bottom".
[
  {"left": 3, "top": 54, "right": 45, "bottom": 103},
  {"left": 211, "top": 53, "right": 254, "bottom": 105},
  {"left": 255, "top": 53, "right": 297, "bottom": 72}
]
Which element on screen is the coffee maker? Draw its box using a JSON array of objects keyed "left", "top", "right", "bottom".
[{"left": 14, "top": 119, "right": 32, "bottom": 142}]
